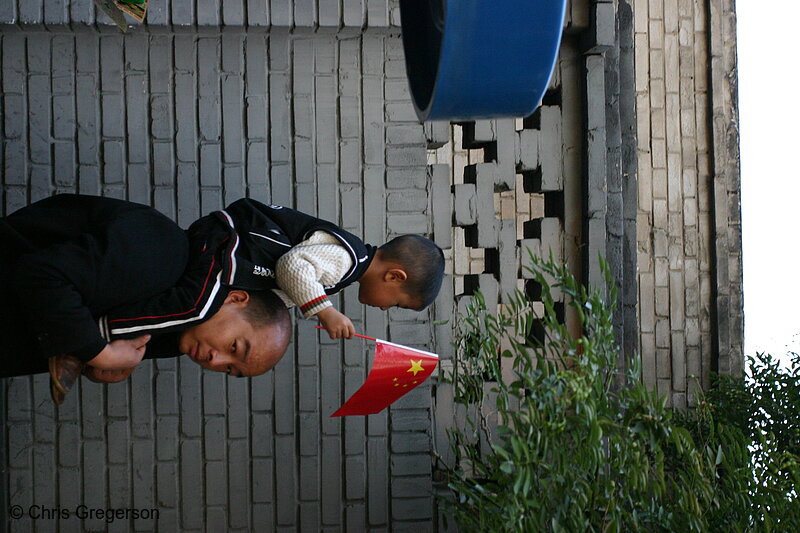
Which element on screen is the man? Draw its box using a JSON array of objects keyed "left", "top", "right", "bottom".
[{"left": 0, "top": 195, "right": 291, "bottom": 397}]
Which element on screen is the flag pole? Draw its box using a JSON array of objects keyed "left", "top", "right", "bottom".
[{"left": 315, "top": 325, "right": 377, "bottom": 341}]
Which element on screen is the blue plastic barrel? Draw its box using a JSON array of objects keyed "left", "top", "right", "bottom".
[{"left": 400, "top": 0, "right": 567, "bottom": 121}]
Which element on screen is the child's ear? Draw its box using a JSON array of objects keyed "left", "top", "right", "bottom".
[{"left": 384, "top": 268, "right": 408, "bottom": 283}]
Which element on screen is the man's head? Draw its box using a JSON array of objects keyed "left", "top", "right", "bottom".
[
  {"left": 179, "top": 289, "right": 291, "bottom": 376},
  {"left": 358, "top": 234, "right": 445, "bottom": 311}
]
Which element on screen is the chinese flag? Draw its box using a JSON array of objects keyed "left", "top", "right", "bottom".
[{"left": 332, "top": 338, "right": 439, "bottom": 417}]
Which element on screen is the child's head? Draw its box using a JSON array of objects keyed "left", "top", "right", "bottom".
[{"left": 358, "top": 235, "right": 445, "bottom": 311}]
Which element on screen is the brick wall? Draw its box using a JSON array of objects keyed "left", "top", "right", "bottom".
[
  {"left": 634, "top": 0, "right": 743, "bottom": 408},
  {"left": 0, "top": 18, "right": 441, "bottom": 533},
  {"left": 0, "top": 0, "right": 397, "bottom": 28}
]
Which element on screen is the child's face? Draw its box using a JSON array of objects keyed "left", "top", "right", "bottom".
[{"left": 358, "top": 277, "right": 421, "bottom": 311}]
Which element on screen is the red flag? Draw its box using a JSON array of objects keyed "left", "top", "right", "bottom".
[{"left": 332, "top": 338, "right": 439, "bottom": 417}]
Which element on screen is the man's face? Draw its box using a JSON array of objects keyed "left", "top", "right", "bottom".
[{"left": 178, "top": 291, "right": 286, "bottom": 377}]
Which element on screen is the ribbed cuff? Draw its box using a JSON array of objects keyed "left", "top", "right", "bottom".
[{"left": 300, "top": 295, "right": 332, "bottom": 318}]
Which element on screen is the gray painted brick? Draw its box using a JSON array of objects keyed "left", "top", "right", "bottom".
[
  {"left": 0, "top": 0, "right": 17, "bottom": 23},
  {"left": 391, "top": 454, "right": 431, "bottom": 476},
  {"left": 197, "top": 0, "right": 220, "bottom": 26},
  {"left": 367, "top": 0, "right": 389, "bottom": 26},
  {"left": 368, "top": 437, "right": 389, "bottom": 524},
  {"left": 2, "top": 34, "right": 25, "bottom": 93},
  {"left": 148, "top": 35, "right": 172, "bottom": 94},
  {"left": 252, "top": 457, "right": 274, "bottom": 503},
  {"left": 156, "top": 416, "right": 178, "bottom": 462},
  {"left": 228, "top": 439, "right": 250, "bottom": 529},
  {"left": 252, "top": 413, "right": 274, "bottom": 457},
  {"left": 392, "top": 497, "right": 433, "bottom": 520},
  {"left": 175, "top": 73, "right": 198, "bottom": 163},
  {"left": 180, "top": 440, "right": 203, "bottom": 530},
  {"left": 275, "top": 435, "right": 297, "bottom": 526},
  {"left": 344, "top": 0, "right": 364, "bottom": 27},
  {"left": 82, "top": 440, "right": 107, "bottom": 510},
  {"left": 155, "top": 369, "right": 178, "bottom": 416},
  {"left": 223, "top": 0, "right": 245, "bottom": 25},
  {"left": 204, "top": 416, "right": 226, "bottom": 461},
  {"left": 319, "top": 1, "right": 340, "bottom": 26},
  {"left": 271, "top": 0, "right": 292, "bottom": 26},
  {"left": 346, "top": 503, "right": 367, "bottom": 532},
  {"left": 177, "top": 163, "right": 200, "bottom": 225},
  {"left": 157, "top": 463, "right": 178, "bottom": 508},
  {"left": 53, "top": 142, "right": 76, "bottom": 187},
  {"left": 180, "top": 360, "right": 203, "bottom": 438},
  {"left": 224, "top": 165, "right": 246, "bottom": 206},
  {"left": 389, "top": 410, "right": 430, "bottom": 432},
  {"left": 109, "top": 463, "right": 131, "bottom": 508},
  {"left": 27, "top": 74, "right": 51, "bottom": 165},
  {"left": 248, "top": 0, "right": 270, "bottom": 26},
  {"left": 132, "top": 439, "right": 156, "bottom": 518},
  {"left": 321, "top": 436, "right": 342, "bottom": 525},
  {"left": 320, "top": 345, "right": 342, "bottom": 432},
  {"left": 202, "top": 372, "right": 226, "bottom": 416},
  {"left": 300, "top": 455, "right": 320, "bottom": 501},
  {"left": 206, "top": 507, "right": 227, "bottom": 533},
  {"left": 391, "top": 431, "right": 430, "bottom": 453},
  {"left": 227, "top": 377, "right": 249, "bottom": 439},
  {"left": 386, "top": 146, "right": 426, "bottom": 167},
  {"left": 393, "top": 521, "right": 434, "bottom": 533},
  {"left": 340, "top": 139, "right": 362, "bottom": 184},
  {"left": 387, "top": 189, "right": 428, "bottom": 212},
  {"left": 431, "top": 164, "right": 453, "bottom": 247},
  {"left": 200, "top": 143, "right": 222, "bottom": 188},
  {"left": 387, "top": 213, "right": 428, "bottom": 235},
  {"left": 339, "top": 183, "right": 362, "bottom": 230},
  {"left": 130, "top": 367, "right": 153, "bottom": 439},
  {"left": 172, "top": 0, "right": 194, "bottom": 25},
  {"left": 274, "top": 342, "right": 296, "bottom": 435},
  {"left": 345, "top": 455, "right": 366, "bottom": 500},
  {"left": 518, "top": 129, "right": 540, "bottom": 171},
  {"left": 301, "top": 502, "right": 322, "bottom": 533},
  {"left": 294, "top": 0, "right": 315, "bottom": 26},
  {"left": 4, "top": 93, "right": 25, "bottom": 141},
  {"left": 52, "top": 93, "right": 75, "bottom": 140},
  {"left": 102, "top": 140, "right": 124, "bottom": 183},
  {"left": 107, "top": 419, "right": 130, "bottom": 465}
]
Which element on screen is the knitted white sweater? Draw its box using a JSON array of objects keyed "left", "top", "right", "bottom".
[{"left": 273, "top": 231, "right": 354, "bottom": 318}]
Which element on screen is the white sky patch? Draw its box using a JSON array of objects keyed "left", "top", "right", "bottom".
[{"left": 737, "top": 1, "right": 800, "bottom": 360}]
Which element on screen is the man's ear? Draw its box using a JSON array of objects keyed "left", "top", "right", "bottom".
[
  {"left": 224, "top": 289, "right": 251, "bottom": 305},
  {"left": 384, "top": 268, "right": 408, "bottom": 283}
]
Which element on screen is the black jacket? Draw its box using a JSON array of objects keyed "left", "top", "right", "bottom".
[
  {"left": 0, "top": 195, "right": 373, "bottom": 377},
  {"left": 99, "top": 198, "right": 375, "bottom": 339}
]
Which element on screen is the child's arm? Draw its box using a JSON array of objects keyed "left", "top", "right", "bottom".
[
  {"left": 275, "top": 232, "right": 355, "bottom": 339},
  {"left": 315, "top": 307, "right": 355, "bottom": 339}
]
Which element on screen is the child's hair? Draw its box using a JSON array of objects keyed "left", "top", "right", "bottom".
[{"left": 378, "top": 234, "right": 445, "bottom": 309}]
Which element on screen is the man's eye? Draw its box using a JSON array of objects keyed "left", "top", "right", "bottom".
[{"left": 231, "top": 341, "right": 237, "bottom": 353}]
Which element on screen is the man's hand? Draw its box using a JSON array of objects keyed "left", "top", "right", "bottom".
[
  {"left": 86, "top": 334, "right": 151, "bottom": 370},
  {"left": 316, "top": 307, "right": 355, "bottom": 339},
  {"left": 83, "top": 366, "right": 136, "bottom": 383}
]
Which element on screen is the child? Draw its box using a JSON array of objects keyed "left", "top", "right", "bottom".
[{"left": 213, "top": 199, "right": 445, "bottom": 339}]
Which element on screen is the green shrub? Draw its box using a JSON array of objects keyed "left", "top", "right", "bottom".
[{"left": 439, "top": 254, "right": 800, "bottom": 532}]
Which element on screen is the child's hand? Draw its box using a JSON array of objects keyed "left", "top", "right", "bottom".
[
  {"left": 316, "top": 307, "right": 355, "bottom": 339},
  {"left": 86, "top": 334, "right": 151, "bottom": 370}
]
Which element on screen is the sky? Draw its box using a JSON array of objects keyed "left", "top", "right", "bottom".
[{"left": 737, "top": 1, "right": 800, "bottom": 359}]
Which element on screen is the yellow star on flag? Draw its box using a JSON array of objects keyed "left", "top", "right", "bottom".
[{"left": 407, "top": 359, "right": 424, "bottom": 376}]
